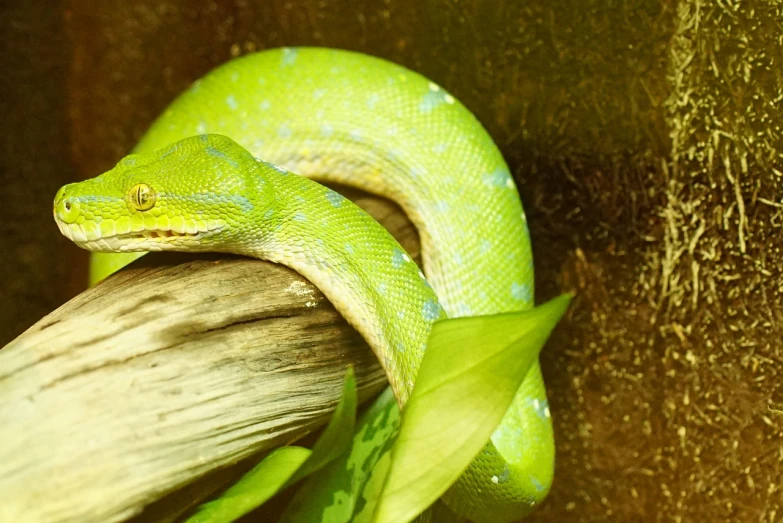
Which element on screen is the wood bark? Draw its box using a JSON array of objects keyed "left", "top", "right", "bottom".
[{"left": 0, "top": 191, "right": 416, "bottom": 522}]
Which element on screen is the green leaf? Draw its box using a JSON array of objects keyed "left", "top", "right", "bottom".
[
  {"left": 279, "top": 387, "right": 400, "bottom": 523},
  {"left": 371, "top": 294, "right": 572, "bottom": 523},
  {"left": 186, "top": 447, "right": 311, "bottom": 523},
  {"left": 186, "top": 366, "right": 358, "bottom": 523},
  {"left": 283, "top": 366, "right": 358, "bottom": 488}
]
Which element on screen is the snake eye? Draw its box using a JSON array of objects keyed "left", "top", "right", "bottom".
[{"left": 128, "top": 183, "right": 156, "bottom": 211}]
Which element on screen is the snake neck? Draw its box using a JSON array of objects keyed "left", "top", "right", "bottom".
[{"left": 241, "top": 167, "right": 444, "bottom": 405}]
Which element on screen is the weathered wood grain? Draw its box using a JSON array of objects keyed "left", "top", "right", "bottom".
[{"left": 0, "top": 190, "right": 418, "bottom": 522}]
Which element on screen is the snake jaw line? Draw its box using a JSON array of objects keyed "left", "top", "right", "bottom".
[{"left": 57, "top": 219, "right": 224, "bottom": 253}]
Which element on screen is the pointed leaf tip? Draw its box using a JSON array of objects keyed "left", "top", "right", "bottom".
[{"left": 371, "top": 294, "right": 571, "bottom": 523}]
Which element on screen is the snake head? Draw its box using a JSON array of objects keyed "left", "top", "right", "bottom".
[{"left": 53, "top": 134, "right": 273, "bottom": 253}]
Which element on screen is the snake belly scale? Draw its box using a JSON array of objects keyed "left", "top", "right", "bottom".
[{"left": 53, "top": 47, "right": 554, "bottom": 522}]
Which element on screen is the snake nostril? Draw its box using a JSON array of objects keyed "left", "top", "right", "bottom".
[{"left": 55, "top": 195, "right": 80, "bottom": 224}]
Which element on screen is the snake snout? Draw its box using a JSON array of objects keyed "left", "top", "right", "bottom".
[{"left": 53, "top": 185, "right": 80, "bottom": 224}]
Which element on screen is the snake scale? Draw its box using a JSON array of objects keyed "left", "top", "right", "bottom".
[{"left": 53, "top": 47, "right": 554, "bottom": 522}]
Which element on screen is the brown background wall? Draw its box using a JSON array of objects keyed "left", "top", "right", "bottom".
[{"left": 1, "top": 0, "right": 781, "bottom": 521}]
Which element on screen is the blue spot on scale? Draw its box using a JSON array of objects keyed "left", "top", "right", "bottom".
[
  {"left": 281, "top": 48, "right": 298, "bottom": 66},
  {"left": 277, "top": 124, "right": 292, "bottom": 138},
  {"left": 421, "top": 299, "right": 441, "bottom": 321},
  {"left": 158, "top": 147, "right": 175, "bottom": 160},
  {"left": 511, "top": 281, "right": 532, "bottom": 302},
  {"left": 391, "top": 249, "right": 406, "bottom": 269},
  {"left": 497, "top": 466, "right": 510, "bottom": 483},
  {"left": 456, "top": 303, "right": 472, "bottom": 316},
  {"left": 293, "top": 212, "right": 307, "bottom": 222},
  {"left": 205, "top": 146, "right": 239, "bottom": 168},
  {"left": 325, "top": 190, "right": 344, "bottom": 208},
  {"left": 483, "top": 167, "right": 512, "bottom": 188},
  {"left": 367, "top": 94, "right": 380, "bottom": 109},
  {"left": 344, "top": 243, "right": 354, "bottom": 254},
  {"left": 269, "top": 164, "right": 287, "bottom": 175},
  {"left": 419, "top": 91, "right": 445, "bottom": 112},
  {"left": 233, "top": 195, "right": 254, "bottom": 212},
  {"left": 225, "top": 95, "right": 238, "bottom": 110},
  {"left": 321, "top": 124, "right": 334, "bottom": 137},
  {"left": 529, "top": 475, "right": 546, "bottom": 493},
  {"left": 259, "top": 100, "right": 271, "bottom": 110},
  {"left": 480, "top": 239, "right": 492, "bottom": 253},
  {"left": 531, "top": 397, "right": 549, "bottom": 419}
]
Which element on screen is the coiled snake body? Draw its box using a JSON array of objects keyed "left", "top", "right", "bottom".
[{"left": 54, "top": 48, "right": 553, "bottom": 522}]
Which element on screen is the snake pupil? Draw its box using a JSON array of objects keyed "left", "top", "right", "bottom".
[{"left": 128, "top": 183, "right": 155, "bottom": 211}]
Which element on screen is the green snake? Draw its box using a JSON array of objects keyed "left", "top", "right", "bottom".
[{"left": 53, "top": 47, "right": 553, "bottom": 522}]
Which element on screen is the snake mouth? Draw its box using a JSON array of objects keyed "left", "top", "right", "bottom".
[
  {"left": 113, "top": 229, "right": 205, "bottom": 240},
  {"left": 56, "top": 220, "right": 225, "bottom": 252}
]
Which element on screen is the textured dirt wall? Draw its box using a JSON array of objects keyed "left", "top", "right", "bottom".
[
  {"left": 1, "top": 0, "right": 781, "bottom": 521},
  {"left": 0, "top": 1, "right": 86, "bottom": 346}
]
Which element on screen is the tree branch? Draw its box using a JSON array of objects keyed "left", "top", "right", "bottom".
[{"left": 0, "top": 190, "right": 416, "bottom": 522}]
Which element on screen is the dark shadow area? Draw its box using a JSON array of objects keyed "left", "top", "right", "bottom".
[{"left": 0, "top": 1, "right": 87, "bottom": 346}]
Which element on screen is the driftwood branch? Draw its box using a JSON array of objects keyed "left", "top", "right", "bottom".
[{"left": 0, "top": 189, "right": 418, "bottom": 522}]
